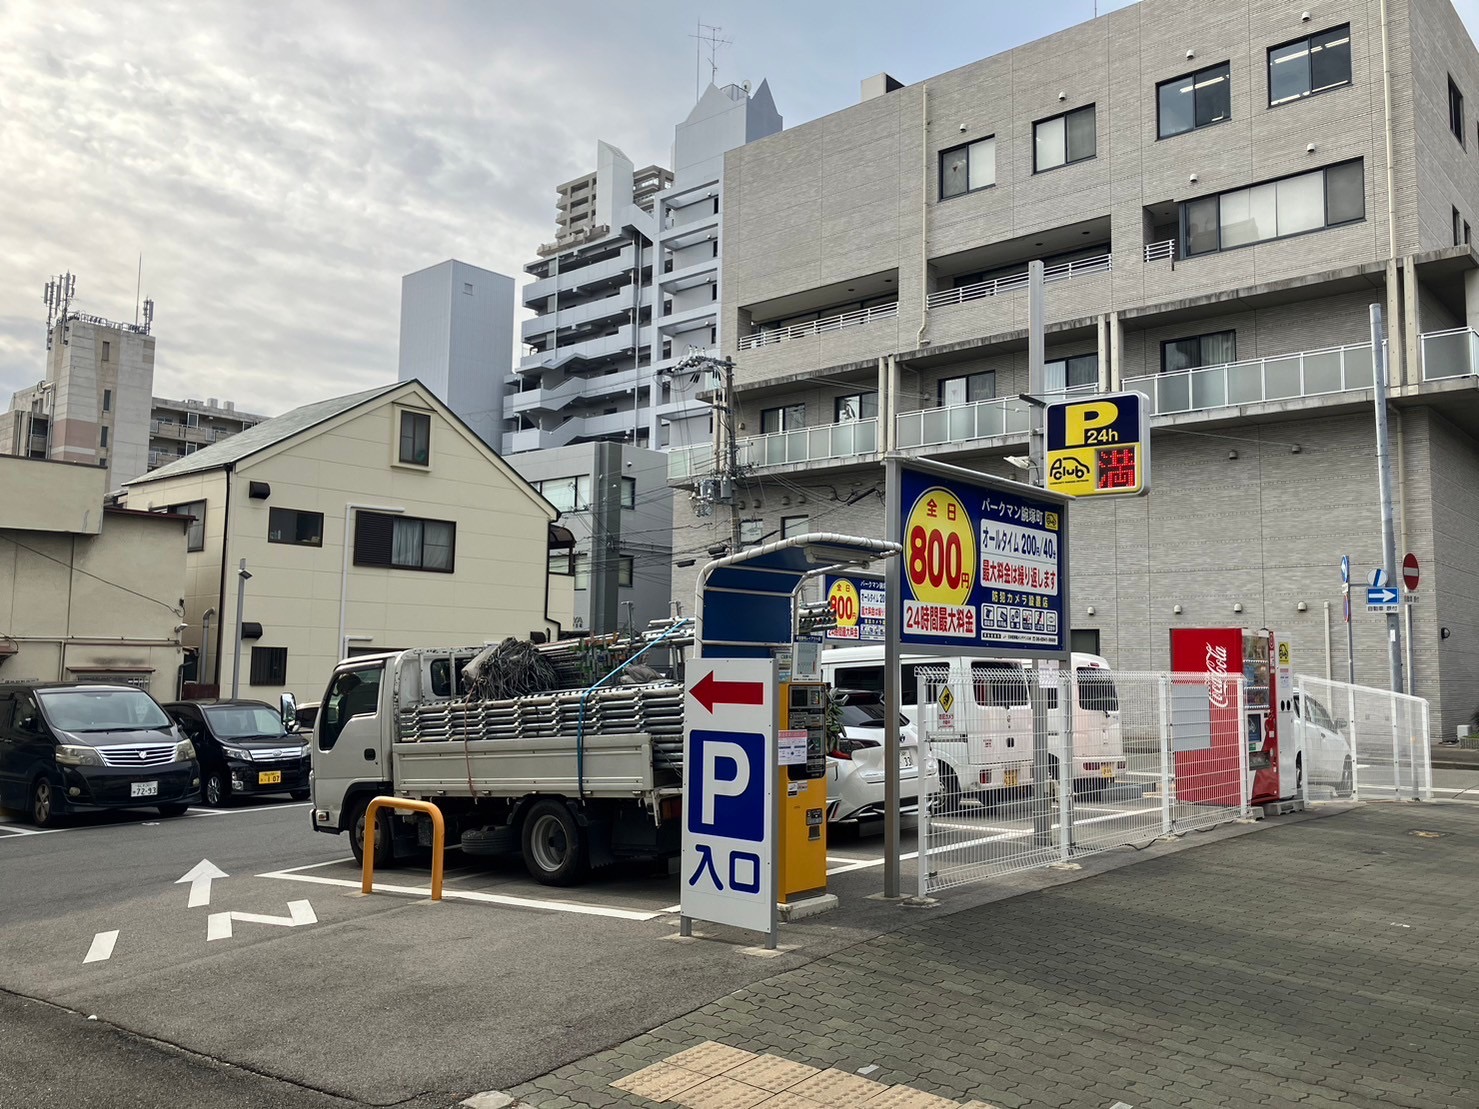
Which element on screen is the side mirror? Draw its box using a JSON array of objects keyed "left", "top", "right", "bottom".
[
  {"left": 279, "top": 692, "right": 298, "bottom": 734},
  {"left": 1334, "top": 718, "right": 1348, "bottom": 731}
]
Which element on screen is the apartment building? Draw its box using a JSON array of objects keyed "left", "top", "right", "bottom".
[
  {"left": 671, "top": 0, "right": 1479, "bottom": 734},
  {"left": 147, "top": 396, "right": 267, "bottom": 473}
]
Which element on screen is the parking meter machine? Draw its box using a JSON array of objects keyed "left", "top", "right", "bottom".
[{"left": 777, "top": 681, "right": 828, "bottom": 901}]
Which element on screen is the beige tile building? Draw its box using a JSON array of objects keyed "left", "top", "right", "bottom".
[
  {"left": 123, "top": 381, "right": 573, "bottom": 703},
  {"left": 671, "top": 0, "right": 1479, "bottom": 733}
]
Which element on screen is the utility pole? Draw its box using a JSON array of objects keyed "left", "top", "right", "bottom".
[
  {"left": 591, "top": 441, "right": 623, "bottom": 635},
  {"left": 1370, "top": 304, "right": 1405, "bottom": 694},
  {"left": 674, "top": 352, "right": 742, "bottom": 553},
  {"left": 1026, "top": 260, "right": 1054, "bottom": 849}
]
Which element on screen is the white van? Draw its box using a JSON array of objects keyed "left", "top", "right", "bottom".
[{"left": 818, "top": 645, "right": 1125, "bottom": 805}]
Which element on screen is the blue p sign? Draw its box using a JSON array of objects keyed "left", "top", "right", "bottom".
[{"left": 687, "top": 730, "right": 765, "bottom": 842}]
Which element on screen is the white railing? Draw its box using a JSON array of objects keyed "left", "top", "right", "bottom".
[
  {"left": 1125, "top": 342, "right": 1375, "bottom": 416},
  {"left": 1293, "top": 676, "right": 1431, "bottom": 803},
  {"left": 739, "top": 417, "right": 879, "bottom": 468},
  {"left": 740, "top": 302, "right": 898, "bottom": 350},
  {"left": 1420, "top": 327, "right": 1479, "bottom": 381},
  {"left": 895, "top": 397, "right": 1032, "bottom": 450},
  {"left": 667, "top": 443, "right": 715, "bottom": 480},
  {"left": 926, "top": 253, "right": 1112, "bottom": 310},
  {"left": 1144, "top": 239, "right": 1177, "bottom": 263}
]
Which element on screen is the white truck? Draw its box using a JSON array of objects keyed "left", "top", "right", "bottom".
[{"left": 307, "top": 642, "right": 685, "bottom": 886}]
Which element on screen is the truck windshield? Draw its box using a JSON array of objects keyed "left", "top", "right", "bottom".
[
  {"left": 38, "top": 688, "right": 172, "bottom": 732},
  {"left": 203, "top": 705, "right": 284, "bottom": 739}
]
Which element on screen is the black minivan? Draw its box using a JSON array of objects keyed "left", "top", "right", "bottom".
[
  {"left": 0, "top": 682, "right": 201, "bottom": 826},
  {"left": 164, "top": 699, "right": 309, "bottom": 807}
]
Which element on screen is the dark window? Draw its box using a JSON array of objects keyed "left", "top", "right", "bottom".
[
  {"left": 617, "top": 556, "right": 634, "bottom": 587},
  {"left": 1076, "top": 668, "right": 1120, "bottom": 713},
  {"left": 1450, "top": 77, "right": 1466, "bottom": 143},
  {"left": 760, "top": 404, "right": 805, "bottom": 434},
  {"left": 938, "top": 371, "right": 996, "bottom": 407},
  {"left": 1157, "top": 62, "right": 1231, "bottom": 138},
  {"left": 1467, "top": 222, "right": 1473, "bottom": 247},
  {"left": 1181, "top": 160, "right": 1364, "bottom": 256},
  {"left": 1455, "top": 207, "right": 1465, "bottom": 247},
  {"left": 621, "top": 475, "right": 636, "bottom": 508},
  {"left": 99, "top": 425, "right": 109, "bottom": 448},
  {"left": 167, "top": 501, "right": 206, "bottom": 552},
  {"left": 101, "top": 341, "right": 110, "bottom": 362},
  {"left": 548, "top": 548, "right": 573, "bottom": 576},
  {"left": 1268, "top": 24, "right": 1351, "bottom": 106},
  {"left": 972, "top": 663, "right": 1030, "bottom": 708},
  {"left": 1070, "top": 628, "right": 1101, "bottom": 655},
  {"left": 249, "top": 646, "right": 288, "bottom": 686},
  {"left": 1046, "top": 354, "right": 1099, "bottom": 391},
  {"left": 268, "top": 507, "right": 325, "bottom": 547},
  {"left": 102, "top": 389, "right": 111, "bottom": 413},
  {"left": 319, "top": 663, "right": 383, "bottom": 750},
  {"left": 354, "top": 511, "right": 456, "bottom": 572},
  {"left": 939, "top": 136, "right": 996, "bottom": 198},
  {"left": 1161, "top": 330, "right": 1237, "bottom": 373},
  {"left": 398, "top": 410, "right": 431, "bottom": 465},
  {"left": 834, "top": 392, "right": 878, "bottom": 422},
  {"left": 1034, "top": 105, "right": 1095, "bottom": 172}
]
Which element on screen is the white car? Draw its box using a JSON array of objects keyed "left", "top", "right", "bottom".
[
  {"left": 1292, "top": 691, "right": 1355, "bottom": 796},
  {"left": 826, "top": 690, "right": 919, "bottom": 824}
]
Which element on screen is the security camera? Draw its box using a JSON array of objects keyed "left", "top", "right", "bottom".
[
  {"left": 1186, "top": 49, "right": 1195, "bottom": 59},
  {"left": 173, "top": 622, "right": 190, "bottom": 633}
]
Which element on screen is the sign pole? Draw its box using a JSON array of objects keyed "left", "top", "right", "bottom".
[
  {"left": 1027, "top": 262, "right": 1053, "bottom": 847},
  {"left": 883, "top": 456, "right": 902, "bottom": 899},
  {"left": 1370, "top": 304, "right": 1404, "bottom": 695},
  {"left": 1342, "top": 555, "right": 1355, "bottom": 686}
]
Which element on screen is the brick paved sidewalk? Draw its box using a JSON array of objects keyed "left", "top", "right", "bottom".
[{"left": 505, "top": 804, "right": 1478, "bottom": 1109}]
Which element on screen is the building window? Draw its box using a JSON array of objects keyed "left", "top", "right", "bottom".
[
  {"left": 572, "top": 552, "right": 590, "bottom": 590},
  {"left": 249, "top": 647, "right": 288, "bottom": 687},
  {"left": 939, "top": 136, "right": 996, "bottom": 198},
  {"left": 938, "top": 371, "right": 996, "bottom": 407},
  {"left": 398, "top": 410, "right": 431, "bottom": 466},
  {"left": 1449, "top": 77, "right": 1466, "bottom": 143},
  {"left": 537, "top": 476, "right": 591, "bottom": 512},
  {"left": 354, "top": 511, "right": 456, "bottom": 572},
  {"left": 102, "top": 389, "right": 111, "bottom": 413},
  {"left": 1157, "top": 62, "right": 1231, "bottom": 138},
  {"left": 268, "top": 507, "right": 325, "bottom": 547},
  {"left": 1181, "top": 160, "right": 1364, "bottom": 257},
  {"left": 167, "top": 501, "right": 206, "bottom": 552},
  {"left": 621, "top": 476, "right": 636, "bottom": 508},
  {"left": 1467, "top": 222, "right": 1473, "bottom": 247},
  {"left": 760, "top": 404, "right": 805, "bottom": 434},
  {"left": 1455, "top": 207, "right": 1465, "bottom": 247},
  {"left": 101, "top": 341, "right": 110, "bottom": 362},
  {"left": 618, "top": 556, "right": 634, "bottom": 587},
  {"left": 1161, "top": 331, "right": 1237, "bottom": 374},
  {"left": 99, "top": 425, "right": 109, "bottom": 448},
  {"left": 834, "top": 392, "right": 878, "bottom": 422},
  {"left": 781, "top": 514, "right": 809, "bottom": 539},
  {"left": 739, "top": 519, "right": 764, "bottom": 547},
  {"left": 1267, "top": 25, "right": 1351, "bottom": 106},
  {"left": 1045, "top": 354, "right": 1099, "bottom": 392},
  {"left": 1033, "top": 105, "right": 1095, "bottom": 172},
  {"left": 463, "top": 281, "right": 474, "bottom": 294},
  {"left": 186, "top": 411, "right": 199, "bottom": 428},
  {"left": 548, "top": 548, "right": 573, "bottom": 576}
]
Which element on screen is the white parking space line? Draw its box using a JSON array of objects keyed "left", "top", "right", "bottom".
[
  {"left": 84, "top": 930, "right": 119, "bottom": 964},
  {"left": 257, "top": 867, "right": 670, "bottom": 921},
  {"left": 187, "top": 803, "right": 311, "bottom": 818},
  {"left": 0, "top": 824, "right": 53, "bottom": 837}
]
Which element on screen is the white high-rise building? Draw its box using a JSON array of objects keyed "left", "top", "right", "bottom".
[{"left": 398, "top": 259, "right": 515, "bottom": 447}]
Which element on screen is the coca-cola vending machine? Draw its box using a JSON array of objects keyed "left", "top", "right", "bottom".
[{"left": 1170, "top": 628, "right": 1295, "bottom": 807}]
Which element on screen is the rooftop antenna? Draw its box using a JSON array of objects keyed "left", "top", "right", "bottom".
[
  {"left": 42, "top": 271, "right": 76, "bottom": 349},
  {"left": 689, "top": 22, "right": 731, "bottom": 101},
  {"left": 134, "top": 253, "right": 142, "bottom": 325}
]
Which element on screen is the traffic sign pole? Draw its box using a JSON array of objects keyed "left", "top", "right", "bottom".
[
  {"left": 1370, "top": 304, "right": 1405, "bottom": 695},
  {"left": 1342, "top": 555, "right": 1354, "bottom": 686}
]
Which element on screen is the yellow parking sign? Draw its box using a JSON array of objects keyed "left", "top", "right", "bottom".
[{"left": 1044, "top": 391, "right": 1150, "bottom": 497}]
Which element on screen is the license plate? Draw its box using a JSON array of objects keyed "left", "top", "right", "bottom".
[
  {"left": 1101, "top": 766, "right": 1116, "bottom": 779},
  {"left": 900, "top": 751, "right": 914, "bottom": 769},
  {"left": 130, "top": 781, "right": 158, "bottom": 798},
  {"left": 1003, "top": 770, "right": 1019, "bottom": 787},
  {"left": 258, "top": 771, "right": 282, "bottom": 785}
]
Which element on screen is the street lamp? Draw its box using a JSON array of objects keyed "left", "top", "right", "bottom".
[
  {"left": 338, "top": 503, "right": 405, "bottom": 661},
  {"left": 231, "top": 561, "right": 252, "bottom": 699}
]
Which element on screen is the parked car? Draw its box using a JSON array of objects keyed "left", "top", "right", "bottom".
[
  {"left": 164, "top": 699, "right": 309, "bottom": 806},
  {"left": 826, "top": 689, "right": 919, "bottom": 824},
  {"left": 0, "top": 681, "right": 200, "bottom": 826},
  {"left": 1291, "top": 691, "right": 1355, "bottom": 796}
]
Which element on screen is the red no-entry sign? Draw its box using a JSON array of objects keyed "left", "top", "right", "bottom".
[{"left": 1403, "top": 553, "right": 1420, "bottom": 592}]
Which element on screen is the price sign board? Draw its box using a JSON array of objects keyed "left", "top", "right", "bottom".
[
  {"left": 894, "top": 462, "right": 1068, "bottom": 654},
  {"left": 824, "top": 575, "right": 886, "bottom": 641},
  {"left": 1044, "top": 391, "right": 1150, "bottom": 497}
]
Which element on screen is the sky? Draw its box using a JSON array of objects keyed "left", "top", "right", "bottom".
[{"left": 3, "top": 0, "right": 1478, "bottom": 415}]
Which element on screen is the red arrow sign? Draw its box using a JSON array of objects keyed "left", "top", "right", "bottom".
[
  {"left": 689, "top": 671, "right": 765, "bottom": 713},
  {"left": 1403, "top": 553, "right": 1420, "bottom": 592}
]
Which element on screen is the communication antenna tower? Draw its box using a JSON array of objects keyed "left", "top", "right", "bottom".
[
  {"left": 42, "top": 272, "right": 77, "bottom": 349},
  {"left": 689, "top": 22, "right": 732, "bottom": 101}
]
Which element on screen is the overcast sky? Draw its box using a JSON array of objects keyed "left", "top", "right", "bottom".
[{"left": 3, "top": 0, "right": 1478, "bottom": 415}]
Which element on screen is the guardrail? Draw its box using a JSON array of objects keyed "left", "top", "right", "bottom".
[
  {"left": 361, "top": 797, "right": 445, "bottom": 901},
  {"left": 740, "top": 302, "right": 898, "bottom": 350},
  {"left": 1420, "top": 327, "right": 1479, "bottom": 381},
  {"left": 926, "top": 253, "right": 1112, "bottom": 310},
  {"left": 896, "top": 397, "right": 1032, "bottom": 449},
  {"left": 1125, "top": 342, "right": 1375, "bottom": 415},
  {"left": 1144, "top": 239, "right": 1176, "bottom": 263}
]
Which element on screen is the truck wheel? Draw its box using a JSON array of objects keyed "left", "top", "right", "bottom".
[
  {"left": 349, "top": 796, "right": 399, "bottom": 869},
  {"left": 935, "top": 766, "right": 962, "bottom": 814},
  {"left": 521, "top": 799, "right": 588, "bottom": 886}
]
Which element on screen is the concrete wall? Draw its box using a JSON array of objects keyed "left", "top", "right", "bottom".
[
  {"left": 0, "top": 457, "right": 106, "bottom": 534},
  {"left": 43, "top": 320, "right": 154, "bottom": 488},
  {"left": 1408, "top": 0, "right": 1479, "bottom": 253},
  {"left": 1424, "top": 409, "right": 1479, "bottom": 733}
]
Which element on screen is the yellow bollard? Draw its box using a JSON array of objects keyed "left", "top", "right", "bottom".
[{"left": 361, "top": 797, "right": 445, "bottom": 901}]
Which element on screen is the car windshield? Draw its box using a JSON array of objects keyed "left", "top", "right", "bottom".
[
  {"left": 203, "top": 705, "right": 286, "bottom": 739},
  {"left": 37, "top": 688, "right": 172, "bottom": 732}
]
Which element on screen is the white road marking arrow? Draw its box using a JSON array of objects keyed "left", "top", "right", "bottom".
[
  {"left": 176, "top": 859, "right": 228, "bottom": 908},
  {"left": 206, "top": 899, "right": 316, "bottom": 941},
  {"left": 84, "top": 930, "right": 119, "bottom": 964}
]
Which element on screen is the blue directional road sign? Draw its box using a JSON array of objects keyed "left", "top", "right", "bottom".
[
  {"left": 1367, "top": 586, "right": 1399, "bottom": 612},
  {"left": 1341, "top": 555, "right": 1350, "bottom": 585}
]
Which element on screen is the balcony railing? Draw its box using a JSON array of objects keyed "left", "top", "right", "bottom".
[
  {"left": 739, "top": 418, "right": 879, "bottom": 468},
  {"left": 1420, "top": 328, "right": 1479, "bottom": 381},
  {"left": 1144, "top": 239, "right": 1177, "bottom": 263},
  {"left": 740, "top": 303, "right": 898, "bottom": 350},
  {"left": 668, "top": 443, "right": 715, "bottom": 480},
  {"left": 1125, "top": 343, "right": 1375, "bottom": 415},
  {"left": 896, "top": 397, "right": 1033, "bottom": 450},
  {"left": 926, "top": 253, "right": 1112, "bottom": 310}
]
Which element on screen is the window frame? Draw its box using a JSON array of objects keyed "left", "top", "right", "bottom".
[
  {"left": 938, "top": 134, "right": 997, "bottom": 200},
  {"left": 833, "top": 392, "right": 878, "bottom": 423},
  {"left": 167, "top": 501, "right": 206, "bottom": 553},
  {"left": 937, "top": 371, "right": 997, "bottom": 407},
  {"left": 397, "top": 409, "right": 432, "bottom": 467},
  {"left": 102, "top": 389, "right": 111, "bottom": 413},
  {"left": 1160, "top": 330, "right": 1238, "bottom": 374},
  {"left": 620, "top": 475, "right": 636, "bottom": 508},
  {"left": 617, "top": 555, "right": 634, "bottom": 587},
  {"left": 759, "top": 404, "right": 805, "bottom": 435},
  {"left": 99, "top": 425, "right": 109, "bottom": 449},
  {"left": 537, "top": 475, "right": 591, "bottom": 513},
  {"left": 1156, "top": 61, "right": 1232, "bottom": 140},
  {"left": 780, "top": 514, "right": 810, "bottom": 539},
  {"left": 1450, "top": 76, "right": 1467, "bottom": 145},
  {"left": 1179, "top": 159, "right": 1365, "bottom": 258},
  {"left": 1266, "top": 24, "right": 1352, "bottom": 108},
  {"left": 249, "top": 646, "right": 288, "bottom": 687},
  {"left": 267, "top": 506, "right": 326, "bottom": 547},
  {"left": 1032, "top": 104, "right": 1096, "bottom": 173},
  {"left": 353, "top": 510, "right": 457, "bottom": 574}
]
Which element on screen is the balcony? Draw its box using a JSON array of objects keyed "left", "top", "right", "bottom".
[
  {"left": 926, "top": 253, "right": 1112, "bottom": 310},
  {"left": 1420, "top": 328, "right": 1479, "bottom": 381},
  {"left": 1125, "top": 343, "right": 1375, "bottom": 416},
  {"left": 667, "top": 443, "right": 714, "bottom": 480},
  {"left": 740, "top": 302, "right": 898, "bottom": 351},
  {"left": 740, "top": 418, "right": 879, "bottom": 469},
  {"left": 896, "top": 397, "right": 1033, "bottom": 450}
]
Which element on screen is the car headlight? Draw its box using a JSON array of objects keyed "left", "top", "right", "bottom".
[
  {"left": 298, "top": 744, "right": 311, "bottom": 759},
  {"left": 56, "top": 745, "right": 105, "bottom": 767},
  {"left": 174, "top": 739, "right": 196, "bottom": 763},
  {"left": 221, "top": 744, "right": 253, "bottom": 761}
]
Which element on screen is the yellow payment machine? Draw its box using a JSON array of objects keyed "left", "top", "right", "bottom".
[{"left": 777, "top": 681, "right": 829, "bottom": 901}]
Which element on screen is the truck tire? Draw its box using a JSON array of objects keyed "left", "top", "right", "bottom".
[
  {"left": 521, "top": 799, "right": 588, "bottom": 886},
  {"left": 348, "top": 795, "right": 399, "bottom": 869}
]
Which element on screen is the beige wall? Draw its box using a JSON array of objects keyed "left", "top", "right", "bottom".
[{"left": 0, "top": 456, "right": 106, "bottom": 534}]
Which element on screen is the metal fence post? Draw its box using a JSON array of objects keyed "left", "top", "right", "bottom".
[
  {"left": 1058, "top": 668, "right": 1074, "bottom": 863},
  {"left": 1159, "top": 673, "right": 1173, "bottom": 835},
  {"left": 1238, "top": 674, "right": 1249, "bottom": 820},
  {"left": 1419, "top": 698, "right": 1433, "bottom": 801},
  {"left": 1348, "top": 684, "right": 1359, "bottom": 800},
  {"left": 1295, "top": 676, "right": 1310, "bottom": 808},
  {"left": 1390, "top": 690, "right": 1404, "bottom": 799},
  {"left": 916, "top": 669, "right": 930, "bottom": 901}
]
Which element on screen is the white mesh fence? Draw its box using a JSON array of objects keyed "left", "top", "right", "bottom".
[
  {"left": 916, "top": 666, "right": 1249, "bottom": 896},
  {"left": 1292, "top": 676, "right": 1431, "bottom": 802}
]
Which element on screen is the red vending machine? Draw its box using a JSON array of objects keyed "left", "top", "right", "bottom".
[{"left": 1170, "top": 627, "right": 1292, "bottom": 807}]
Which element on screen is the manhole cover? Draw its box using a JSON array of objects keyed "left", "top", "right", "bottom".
[{"left": 1409, "top": 830, "right": 1444, "bottom": 839}]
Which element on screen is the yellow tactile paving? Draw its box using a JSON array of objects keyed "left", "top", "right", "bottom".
[
  {"left": 671, "top": 1074, "right": 773, "bottom": 1109},
  {"left": 861, "top": 1085, "right": 962, "bottom": 1109},
  {"left": 786, "top": 1067, "right": 887, "bottom": 1108},
  {"left": 610, "top": 1060, "right": 711, "bottom": 1101},
  {"left": 664, "top": 1040, "right": 762, "bottom": 1076},
  {"left": 723, "top": 1053, "right": 823, "bottom": 1092}
]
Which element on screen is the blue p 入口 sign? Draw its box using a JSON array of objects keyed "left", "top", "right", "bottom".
[{"left": 686, "top": 730, "right": 765, "bottom": 842}]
